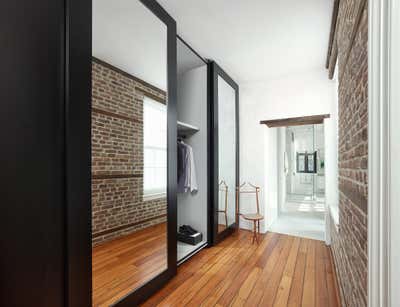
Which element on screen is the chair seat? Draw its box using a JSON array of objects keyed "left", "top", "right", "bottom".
[{"left": 241, "top": 213, "right": 264, "bottom": 221}]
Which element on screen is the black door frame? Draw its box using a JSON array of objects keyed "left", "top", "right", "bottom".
[
  {"left": 209, "top": 62, "right": 240, "bottom": 245},
  {"left": 65, "top": 0, "right": 177, "bottom": 306}
]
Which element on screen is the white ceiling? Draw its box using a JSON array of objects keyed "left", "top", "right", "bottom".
[
  {"left": 177, "top": 39, "right": 206, "bottom": 75},
  {"left": 159, "top": 0, "right": 333, "bottom": 84},
  {"left": 93, "top": 0, "right": 167, "bottom": 91}
]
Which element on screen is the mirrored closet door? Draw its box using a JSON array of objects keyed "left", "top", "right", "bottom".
[
  {"left": 211, "top": 62, "right": 239, "bottom": 244},
  {"left": 91, "top": 0, "right": 176, "bottom": 306}
]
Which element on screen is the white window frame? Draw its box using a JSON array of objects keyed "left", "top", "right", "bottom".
[{"left": 142, "top": 96, "right": 167, "bottom": 201}]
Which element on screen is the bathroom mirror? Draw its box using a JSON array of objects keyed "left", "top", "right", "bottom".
[
  {"left": 211, "top": 62, "right": 239, "bottom": 243},
  {"left": 91, "top": 0, "right": 176, "bottom": 305}
]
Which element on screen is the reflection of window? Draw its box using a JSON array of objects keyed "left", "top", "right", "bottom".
[
  {"left": 307, "top": 153, "right": 315, "bottom": 172},
  {"left": 143, "top": 96, "right": 167, "bottom": 199},
  {"left": 296, "top": 152, "right": 317, "bottom": 173},
  {"left": 297, "top": 153, "right": 306, "bottom": 172}
]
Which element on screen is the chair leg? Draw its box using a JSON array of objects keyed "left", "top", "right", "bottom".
[
  {"left": 225, "top": 212, "right": 228, "bottom": 228},
  {"left": 255, "top": 221, "right": 259, "bottom": 244},
  {"left": 253, "top": 221, "right": 259, "bottom": 244},
  {"left": 252, "top": 221, "right": 255, "bottom": 244}
]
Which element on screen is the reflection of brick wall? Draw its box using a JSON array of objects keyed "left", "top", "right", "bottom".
[
  {"left": 329, "top": 1, "right": 368, "bottom": 307},
  {"left": 91, "top": 58, "right": 167, "bottom": 246}
]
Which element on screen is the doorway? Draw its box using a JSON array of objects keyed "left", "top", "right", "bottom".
[
  {"left": 272, "top": 123, "right": 326, "bottom": 241},
  {"left": 285, "top": 124, "right": 325, "bottom": 204}
]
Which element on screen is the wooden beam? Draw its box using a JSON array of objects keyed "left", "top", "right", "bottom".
[
  {"left": 326, "top": 0, "right": 340, "bottom": 69},
  {"left": 260, "top": 114, "right": 330, "bottom": 128},
  {"left": 328, "top": 42, "right": 338, "bottom": 80}
]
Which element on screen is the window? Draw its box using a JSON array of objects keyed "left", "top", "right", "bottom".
[
  {"left": 296, "top": 151, "right": 317, "bottom": 173},
  {"left": 143, "top": 96, "right": 167, "bottom": 200}
]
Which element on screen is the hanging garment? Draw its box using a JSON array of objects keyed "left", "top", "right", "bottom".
[
  {"left": 186, "top": 145, "right": 198, "bottom": 192},
  {"left": 177, "top": 141, "right": 187, "bottom": 193},
  {"left": 177, "top": 141, "right": 198, "bottom": 193}
]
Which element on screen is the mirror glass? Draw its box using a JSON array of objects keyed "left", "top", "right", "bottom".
[
  {"left": 91, "top": 0, "right": 167, "bottom": 305},
  {"left": 297, "top": 153, "right": 306, "bottom": 172},
  {"left": 308, "top": 153, "right": 315, "bottom": 172},
  {"left": 217, "top": 76, "right": 237, "bottom": 233}
]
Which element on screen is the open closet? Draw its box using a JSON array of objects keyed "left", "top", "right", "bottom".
[{"left": 176, "top": 37, "right": 209, "bottom": 262}]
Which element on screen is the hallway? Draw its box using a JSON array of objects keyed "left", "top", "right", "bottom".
[{"left": 142, "top": 230, "right": 340, "bottom": 306}]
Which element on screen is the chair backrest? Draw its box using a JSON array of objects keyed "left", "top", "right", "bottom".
[{"left": 236, "top": 182, "right": 261, "bottom": 215}]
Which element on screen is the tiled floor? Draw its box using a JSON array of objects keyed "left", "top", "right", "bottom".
[
  {"left": 270, "top": 212, "right": 325, "bottom": 241},
  {"left": 270, "top": 201, "right": 326, "bottom": 241}
]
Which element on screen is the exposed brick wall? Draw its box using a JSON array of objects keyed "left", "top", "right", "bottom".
[
  {"left": 329, "top": 1, "right": 368, "bottom": 307},
  {"left": 91, "top": 59, "right": 167, "bottom": 246}
]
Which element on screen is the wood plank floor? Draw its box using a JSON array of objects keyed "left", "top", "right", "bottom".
[
  {"left": 142, "top": 230, "right": 341, "bottom": 307},
  {"left": 92, "top": 223, "right": 167, "bottom": 307}
]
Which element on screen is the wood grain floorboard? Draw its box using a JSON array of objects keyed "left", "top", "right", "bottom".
[
  {"left": 302, "top": 239, "right": 316, "bottom": 307},
  {"left": 92, "top": 223, "right": 167, "bottom": 307},
  {"left": 287, "top": 239, "right": 308, "bottom": 307},
  {"left": 142, "top": 230, "right": 340, "bottom": 307}
]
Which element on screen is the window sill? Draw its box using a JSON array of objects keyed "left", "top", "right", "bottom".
[{"left": 143, "top": 193, "right": 166, "bottom": 202}]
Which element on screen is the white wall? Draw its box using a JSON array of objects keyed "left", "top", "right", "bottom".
[
  {"left": 239, "top": 69, "right": 335, "bottom": 232},
  {"left": 277, "top": 127, "right": 286, "bottom": 215},
  {"left": 324, "top": 73, "right": 339, "bottom": 229}
]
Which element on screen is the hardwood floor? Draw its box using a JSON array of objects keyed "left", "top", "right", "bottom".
[
  {"left": 218, "top": 224, "right": 227, "bottom": 232},
  {"left": 142, "top": 230, "right": 341, "bottom": 307},
  {"left": 92, "top": 223, "right": 167, "bottom": 307}
]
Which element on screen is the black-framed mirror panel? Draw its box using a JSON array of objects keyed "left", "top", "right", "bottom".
[
  {"left": 210, "top": 62, "right": 239, "bottom": 245},
  {"left": 66, "top": 0, "right": 177, "bottom": 306}
]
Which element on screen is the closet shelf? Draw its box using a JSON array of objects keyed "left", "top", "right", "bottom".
[{"left": 177, "top": 121, "right": 199, "bottom": 138}]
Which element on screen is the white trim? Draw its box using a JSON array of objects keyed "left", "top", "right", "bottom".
[
  {"left": 143, "top": 192, "right": 166, "bottom": 202},
  {"left": 325, "top": 209, "right": 331, "bottom": 245},
  {"left": 329, "top": 204, "right": 339, "bottom": 231},
  {"left": 368, "top": 0, "right": 392, "bottom": 306},
  {"left": 388, "top": 1, "right": 400, "bottom": 306}
]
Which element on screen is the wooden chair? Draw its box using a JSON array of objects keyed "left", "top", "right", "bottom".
[
  {"left": 236, "top": 182, "right": 264, "bottom": 244},
  {"left": 218, "top": 180, "right": 228, "bottom": 228}
]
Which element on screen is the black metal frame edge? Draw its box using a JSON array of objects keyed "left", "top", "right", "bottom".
[
  {"left": 207, "top": 62, "right": 214, "bottom": 245},
  {"left": 210, "top": 61, "right": 240, "bottom": 245},
  {"left": 65, "top": 0, "right": 92, "bottom": 305},
  {"left": 66, "top": 0, "right": 178, "bottom": 306},
  {"left": 177, "top": 35, "right": 208, "bottom": 65}
]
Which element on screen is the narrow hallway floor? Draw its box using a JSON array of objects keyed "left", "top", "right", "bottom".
[
  {"left": 270, "top": 200, "right": 326, "bottom": 241},
  {"left": 142, "top": 230, "right": 340, "bottom": 307},
  {"left": 270, "top": 212, "right": 325, "bottom": 241}
]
